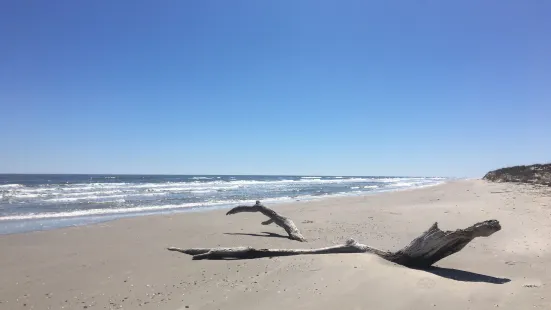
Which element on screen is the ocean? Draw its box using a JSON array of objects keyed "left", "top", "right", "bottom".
[{"left": 0, "top": 174, "right": 446, "bottom": 234}]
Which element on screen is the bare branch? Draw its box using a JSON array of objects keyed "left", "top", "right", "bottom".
[
  {"left": 261, "top": 219, "right": 275, "bottom": 225},
  {"left": 225, "top": 201, "right": 306, "bottom": 242},
  {"left": 168, "top": 239, "right": 388, "bottom": 260},
  {"left": 168, "top": 220, "right": 501, "bottom": 268}
]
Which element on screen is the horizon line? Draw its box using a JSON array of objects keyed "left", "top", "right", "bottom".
[{"left": 0, "top": 172, "right": 450, "bottom": 178}]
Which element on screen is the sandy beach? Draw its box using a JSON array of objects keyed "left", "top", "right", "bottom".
[{"left": 1, "top": 180, "right": 550, "bottom": 310}]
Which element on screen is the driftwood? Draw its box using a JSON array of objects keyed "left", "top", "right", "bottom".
[
  {"left": 168, "top": 220, "right": 501, "bottom": 268},
  {"left": 225, "top": 201, "right": 306, "bottom": 242}
]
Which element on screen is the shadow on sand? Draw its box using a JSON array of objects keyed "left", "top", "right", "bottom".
[
  {"left": 423, "top": 266, "right": 511, "bottom": 284},
  {"left": 224, "top": 232, "right": 289, "bottom": 239},
  {"left": 215, "top": 235, "right": 511, "bottom": 284}
]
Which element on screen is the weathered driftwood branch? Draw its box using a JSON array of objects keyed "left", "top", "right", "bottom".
[
  {"left": 225, "top": 201, "right": 306, "bottom": 242},
  {"left": 168, "top": 220, "right": 501, "bottom": 268}
]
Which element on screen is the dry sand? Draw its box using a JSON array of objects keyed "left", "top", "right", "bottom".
[{"left": 1, "top": 180, "right": 550, "bottom": 309}]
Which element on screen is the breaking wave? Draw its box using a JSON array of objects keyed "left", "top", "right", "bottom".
[{"left": 0, "top": 175, "right": 447, "bottom": 233}]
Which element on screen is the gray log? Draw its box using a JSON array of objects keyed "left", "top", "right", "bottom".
[
  {"left": 168, "top": 220, "right": 501, "bottom": 268},
  {"left": 225, "top": 201, "right": 306, "bottom": 242}
]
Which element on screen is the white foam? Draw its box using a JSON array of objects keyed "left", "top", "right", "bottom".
[
  {"left": 370, "top": 178, "right": 408, "bottom": 183},
  {"left": 0, "top": 178, "right": 448, "bottom": 223},
  {"left": 59, "top": 190, "right": 124, "bottom": 197},
  {"left": 190, "top": 189, "right": 215, "bottom": 194},
  {"left": 1, "top": 177, "right": 447, "bottom": 224},
  {"left": 390, "top": 181, "right": 423, "bottom": 187},
  {"left": 9, "top": 190, "right": 126, "bottom": 199},
  {"left": 0, "top": 201, "right": 237, "bottom": 221},
  {"left": 7, "top": 177, "right": 432, "bottom": 198},
  {"left": 5, "top": 193, "right": 41, "bottom": 199},
  {"left": 10, "top": 187, "right": 57, "bottom": 194},
  {"left": 190, "top": 189, "right": 216, "bottom": 194},
  {"left": 45, "top": 194, "right": 128, "bottom": 202},
  {"left": 136, "top": 192, "right": 169, "bottom": 197},
  {"left": 145, "top": 185, "right": 238, "bottom": 192},
  {"left": 1, "top": 194, "right": 328, "bottom": 222},
  {"left": 0, "top": 184, "right": 23, "bottom": 189},
  {"left": 221, "top": 178, "right": 378, "bottom": 186}
]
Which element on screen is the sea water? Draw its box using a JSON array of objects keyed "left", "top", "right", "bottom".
[{"left": 0, "top": 174, "right": 446, "bottom": 234}]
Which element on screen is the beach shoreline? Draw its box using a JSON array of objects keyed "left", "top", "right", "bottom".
[
  {"left": 0, "top": 176, "right": 448, "bottom": 235},
  {"left": 1, "top": 180, "right": 550, "bottom": 309}
]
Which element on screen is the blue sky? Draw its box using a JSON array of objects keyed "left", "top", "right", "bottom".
[{"left": 1, "top": 1, "right": 550, "bottom": 177}]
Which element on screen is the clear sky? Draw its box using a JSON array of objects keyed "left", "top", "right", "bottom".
[{"left": 1, "top": 1, "right": 550, "bottom": 177}]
